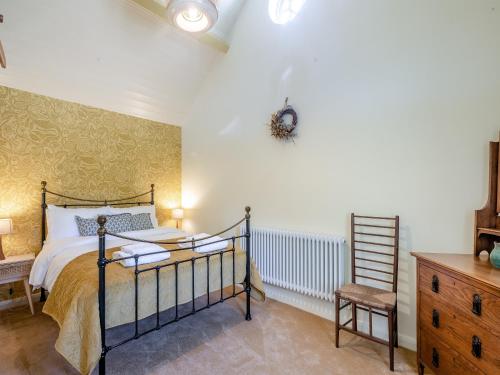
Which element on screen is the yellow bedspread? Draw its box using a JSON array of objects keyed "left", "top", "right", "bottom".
[{"left": 42, "top": 242, "right": 265, "bottom": 374}]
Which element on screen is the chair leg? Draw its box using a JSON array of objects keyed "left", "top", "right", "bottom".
[
  {"left": 418, "top": 361, "right": 425, "bottom": 375},
  {"left": 335, "top": 294, "right": 340, "bottom": 348},
  {"left": 352, "top": 302, "right": 357, "bottom": 331},
  {"left": 388, "top": 309, "right": 394, "bottom": 371},
  {"left": 394, "top": 307, "right": 399, "bottom": 348}
]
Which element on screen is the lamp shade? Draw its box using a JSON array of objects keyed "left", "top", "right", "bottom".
[
  {"left": 0, "top": 14, "right": 6, "bottom": 69},
  {"left": 0, "top": 218, "right": 12, "bottom": 235},
  {"left": 0, "top": 40, "right": 6, "bottom": 69},
  {"left": 172, "top": 208, "right": 184, "bottom": 220}
]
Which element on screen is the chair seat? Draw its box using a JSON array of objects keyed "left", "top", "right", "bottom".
[{"left": 336, "top": 283, "right": 396, "bottom": 310}]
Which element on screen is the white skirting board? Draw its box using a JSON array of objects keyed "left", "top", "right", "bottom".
[
  {"left": 264, "top": 283, "right": 416, "bottom": 351},
  {"left": 265, "top": 283, "right": 335, "bottom": 320}
]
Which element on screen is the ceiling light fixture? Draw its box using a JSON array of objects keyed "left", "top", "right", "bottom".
[{"left": 167, "top": 0, "right": 218, "bottom": 33}]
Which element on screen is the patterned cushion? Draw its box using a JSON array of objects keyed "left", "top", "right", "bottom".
[
  {"left": 75, "top": 213, "right": 133, "bottom": 236},
  {"left": 75, "top": 216, "right": 99, "bottom": 237},
  {"left": 130, "top": 213, "right": 154, "bottom": 231},
  {"left": 106, "top": 213, "right": 133, "bottom": 233}
]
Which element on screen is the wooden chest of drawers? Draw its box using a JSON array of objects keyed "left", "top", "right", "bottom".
[{"left": 412, "top": 253, "right": 500, "bottom": 375}]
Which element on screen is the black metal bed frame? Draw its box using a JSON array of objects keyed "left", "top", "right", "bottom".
[
  {"left": 40, "top": 181, "right": 253, "bottom": 375},
  {"left": 40, "top": 181, "right": 157, "bottom": 301}
]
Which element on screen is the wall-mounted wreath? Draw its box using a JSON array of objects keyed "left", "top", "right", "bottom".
[{"left": 268, "top": 97, "right": 298, "bottom": 142}]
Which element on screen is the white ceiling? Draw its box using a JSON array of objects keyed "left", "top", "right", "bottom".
[
  {"left": 207, "top": 0, "right": 246, "bottom": 44},
  {"left": 0, "top": 0, "right": 246, "bottom": 125}
]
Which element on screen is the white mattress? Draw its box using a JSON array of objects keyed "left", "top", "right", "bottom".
[{"left": 29, "top": 227, "right": 184, "bottom": 292}]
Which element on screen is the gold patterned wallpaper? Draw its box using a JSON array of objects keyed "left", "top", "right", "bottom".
[{"left": 0, "top": 85, "right": 181, "bottom": 257}]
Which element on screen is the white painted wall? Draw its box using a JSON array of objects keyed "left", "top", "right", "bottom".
[
  {"left": 0, "top": 0, "right": 223, "bottom": 125},
  {"left": 183, "top": 0, "right": 500, "bottom": 349}
]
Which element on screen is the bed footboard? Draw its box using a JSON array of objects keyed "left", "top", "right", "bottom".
[{"left": 97, "top": 207, "right": 253, "bottom": 375}]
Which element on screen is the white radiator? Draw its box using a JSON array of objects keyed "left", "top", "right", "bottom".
[{"left": 241, "top": 227, "right": 345, "bottom": 302}]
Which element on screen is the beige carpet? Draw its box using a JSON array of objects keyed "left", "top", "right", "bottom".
[{"left": 0, "top": 295, "right": 418, "bottom": 375}]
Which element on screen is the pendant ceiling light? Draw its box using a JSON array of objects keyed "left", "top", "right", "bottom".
[{"left": 167, "top": 0, "right": 218, "bottom": 33}]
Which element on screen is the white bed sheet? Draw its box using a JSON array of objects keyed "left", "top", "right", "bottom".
[{"left": 30, "top": 227, "right": 184, "bottom": 292}]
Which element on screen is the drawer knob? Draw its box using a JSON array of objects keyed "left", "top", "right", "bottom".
[
  {"left": 431, "top": 275, "right": 439, "bottom": 293},
  {"left": 432, "top": 347, "right": 439, "bottom": 368},
  {"left": 472, "top": 335, "right": 482, "bottom": 358},
  {"left": 472, "top": 294, "right": 481, "bottom": 316},
  {"left": 432, "top": 309, "right": 440, "bottom": 328}
]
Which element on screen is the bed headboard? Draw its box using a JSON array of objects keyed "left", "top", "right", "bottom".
[{"left": 40, "top": 181, "right": 155, "bottom": 246}]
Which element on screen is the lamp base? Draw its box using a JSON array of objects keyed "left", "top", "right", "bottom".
[{"left": 0, "top": 235, "right": 5, "bottom": 261}]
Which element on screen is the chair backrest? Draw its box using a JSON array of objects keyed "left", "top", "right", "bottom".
[{"left": 350, "top": 213, "right": 399, "bottom": 293}]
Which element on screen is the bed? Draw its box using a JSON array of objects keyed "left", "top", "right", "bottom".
[{"left": 29, "top": 181, "right": 264, "bottom": 375}]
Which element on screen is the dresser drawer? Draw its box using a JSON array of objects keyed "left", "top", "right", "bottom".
[
  {"left": 419, "top": 263, "right": 500, "bottom": 336},
  {"left": 420, "top": 328, "right": 484, "bottom": 375},
  {"left": 419, "top": 291, "right": 500, "bottom": 374}
]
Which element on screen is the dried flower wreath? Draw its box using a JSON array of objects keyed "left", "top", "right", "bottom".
[{"left": 268, "top": 97, "right": 297, "bottom": 142}]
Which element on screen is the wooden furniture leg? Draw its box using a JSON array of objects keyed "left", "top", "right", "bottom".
[
  {"left": 23, "top": 278, "right": 34, "bottom": 315},
  {"left": 40, "top": 287, "right": 46, "bottom": 302},
  {"left": 335, "top": 294, "right": 340, "bottom": 348},
  {"left": 418, "top": 362, "right": 425, "bottom": 375},
  {"left": 388, "top": 309, "right": 394, "bottom": 371},
  {"left": 352, "top": 302, "right": 357, "bottom": 331},
  {"left": 394, "top": 307, "right": 398, "bottom": 348}
]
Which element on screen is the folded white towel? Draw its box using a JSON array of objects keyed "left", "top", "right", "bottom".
[
  {"left": 178, "top": 233, "right": 228, "bottom": 253},
  {"left": 178, "top": 233, "right": 210, "bottom": 248},
  {"left": 112, "top": 250, "right": 170, "bottom": 267},
  {"left": 121, "top": 243, "right": 165, "bottom": 256},
  {"left": 195, "top": 240, "right": 228, "bottom": 253}
]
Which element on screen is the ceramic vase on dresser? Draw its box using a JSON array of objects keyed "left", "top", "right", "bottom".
[{"left": 490, "top": 242, "right": 500, "bottom": 268}]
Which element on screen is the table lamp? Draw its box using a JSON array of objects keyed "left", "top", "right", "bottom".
[
  {"left": 0, "top": 218, "right": 13, "bottom": 260},
  {"left": 172, "top": 208, "right": 184, "bottom": 229}
]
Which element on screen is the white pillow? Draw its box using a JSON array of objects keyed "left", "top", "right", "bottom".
[
  {"left": 108, "top": 205, "right": 159, "bottom": 228},
  {"left": 46, "top": 205, "right": 112, "bottom": 242}
]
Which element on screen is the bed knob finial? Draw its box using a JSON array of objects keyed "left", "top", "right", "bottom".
[
  {"left": 41, "top": 181, "right": 47, "bottom": 190},
  {"left": 97, "top": 215, "right": 107, "bottom": 236},
  {"left": 245, "top": 206, "right": 251, "bottom": 219},
  {"left": 150, "top": 184, "right": 155, "bottom": 205}
]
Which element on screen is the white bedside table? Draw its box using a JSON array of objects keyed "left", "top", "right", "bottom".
[{"left": 0, "top": 254, "right": 35, "bottom": 314}]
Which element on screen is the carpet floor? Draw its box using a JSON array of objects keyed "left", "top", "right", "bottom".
[{"left": 0, "top": 296, "right": 418, "bottom": 375}]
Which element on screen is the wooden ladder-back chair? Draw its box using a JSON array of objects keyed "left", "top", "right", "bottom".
[{"left": 335, "top": 213, "right": 399, "bottom": 371}]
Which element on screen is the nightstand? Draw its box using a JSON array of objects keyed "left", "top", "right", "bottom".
[{"left": 0, "top": 254, "right": 35, "bottom": 314}]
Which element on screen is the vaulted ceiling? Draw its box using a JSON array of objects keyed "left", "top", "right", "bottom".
[{"left": 0, "top": 0, "right": 245, "bottom": 125}]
